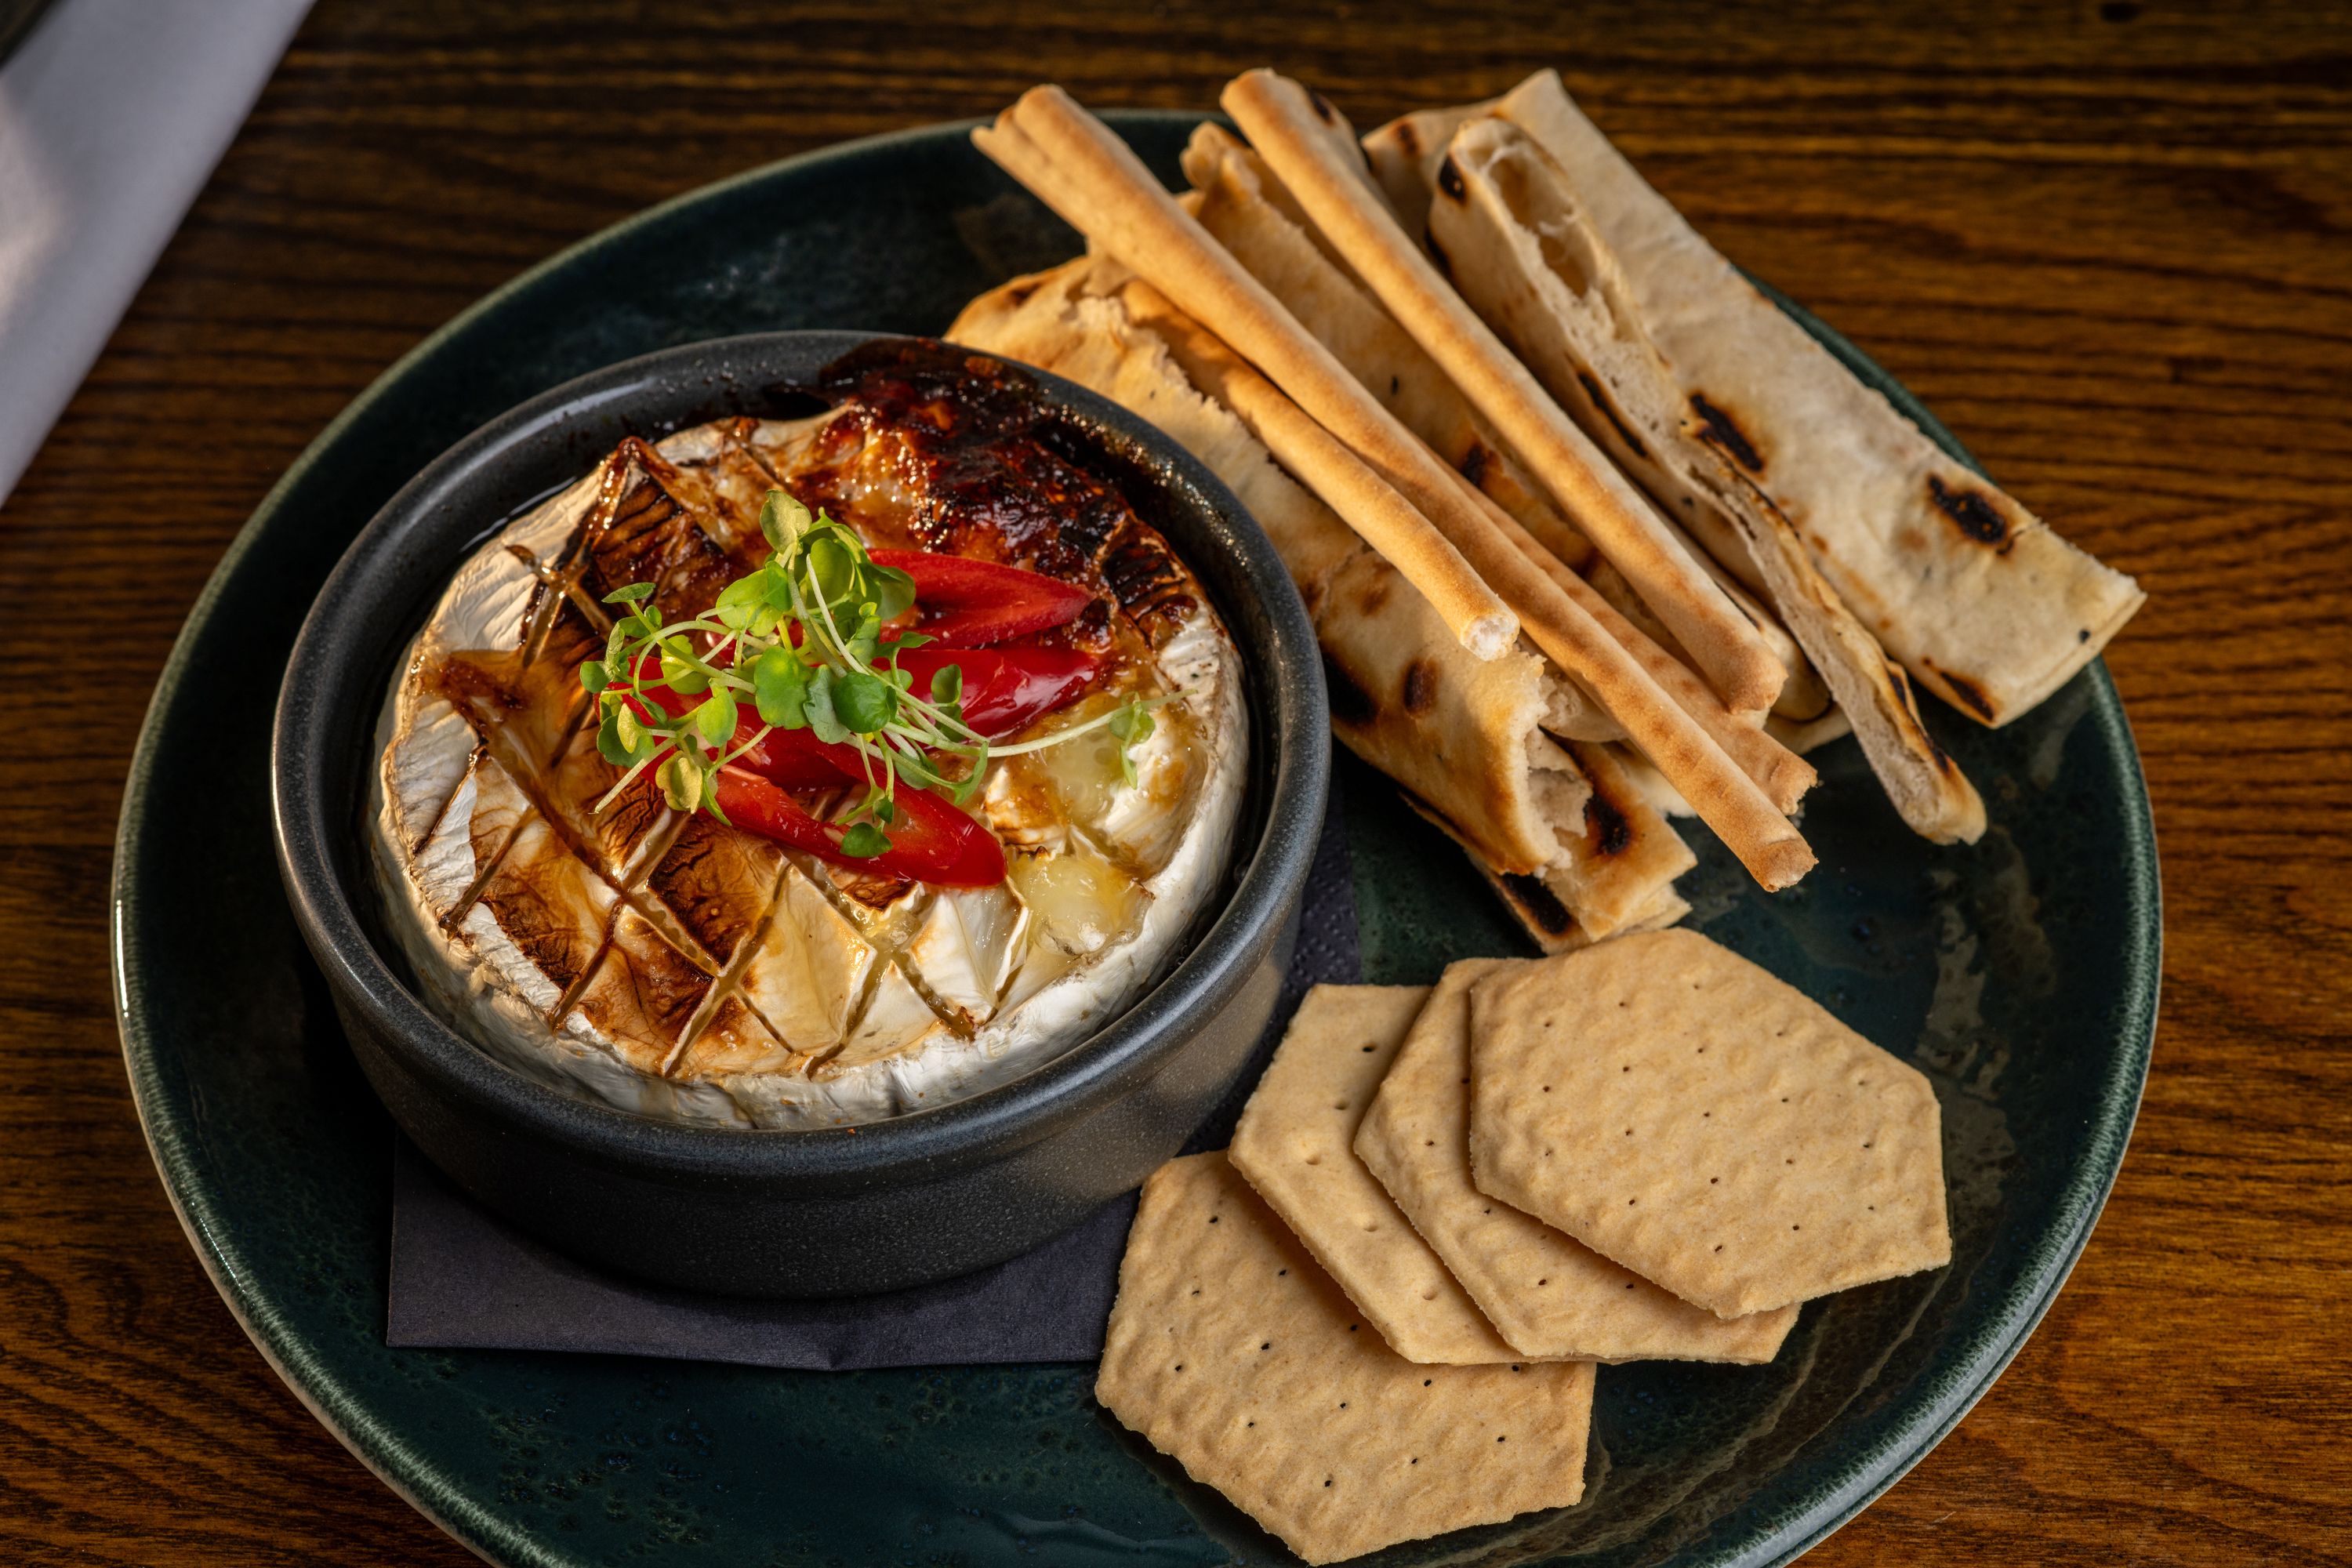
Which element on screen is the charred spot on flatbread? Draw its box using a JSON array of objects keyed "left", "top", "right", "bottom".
[
  {"left": 1309, "top": 88, "right": 1339, "bottom": 125},
  {"left": 1926, "top": 474, "right": 2012, "bottom": 549},
  {"left": 1457, "top": 442, "right": 1489, "bottom": 486},
  {"left": 1436, "top": 152, "right": 1467, "bottom": 202},
  {"left": 1920, "top": 656, "right": 1998, "bottom": 726},
  {"left": 1576, "top": 370, "right": 1650, "bottom": 460},
  {"left": 1497, "top": 871, "right": 1577, "bottom": 942},
  {"left": 1425, "top": 230, "right": 1454, "bottom": 277},
  {"left": 1402, "top": 659, "right": 1440, "bottom": 716},
  {"left": 1882, "top": 658, "right": 1964, "bottom": 775},
  {"left": 1689, "top": 392, "right": 1764, "bottom": 474},
  {"left": 1583, "top": 782, "right": 1635, "bottom": 858},
  {"left": 1325, "top": 652, "right": 1378, "bottom": 727}
]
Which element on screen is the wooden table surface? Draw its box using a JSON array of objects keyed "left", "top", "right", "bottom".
[{"left": 4, "top": 1, "right": 2347, "bottom": 1563}]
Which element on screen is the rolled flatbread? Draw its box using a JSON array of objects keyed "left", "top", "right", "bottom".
[
  {"left": 1428, "top": 113, "right": 1984, "bottom": 844},
  {"left": 1388, "top": 70, "right": 2143, "bottom": 728},
  {"left": 949, "top": 259, "right": 1693, "bottom": 946}
]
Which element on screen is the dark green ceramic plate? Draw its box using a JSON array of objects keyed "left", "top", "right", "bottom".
[{"left": 115, "top": 115, "right": 2158, "bottom": 1568}]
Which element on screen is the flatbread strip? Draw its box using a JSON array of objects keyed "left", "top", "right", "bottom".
[
  {"left": 1097, "top": 1152, "right": 1596, "bottom": 1565},
  {"left": 1403, "top": 736, "right": 1692, "bottom": 955},
  {"left": 1221, "top": 68, "right": 1785, "bottom": 715},
  {"left": 1232, "top": 984, "right": 1529, "bottom": 1363},
  {"left": 1430, "top": 114, "right": 1984, "bottom": 844},
  {"left": 949, "top": 259, "right": 1584, "bottom": 883},
  {"left": 1468, "top": 930, "right": 1952, "bottom": 1319},
  {"left": 1357, "top": 960, "right": 1798, "bottom": 1362},
  {"left": 973, "top": 86, "right": 1813, "bottom": 891},
  {"left": 1408, "top": 71, "right": 2144, "bottom": 728}
]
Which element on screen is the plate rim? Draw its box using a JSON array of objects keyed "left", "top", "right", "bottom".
[{"left": 113, "top": 111, "right": 2161, "bottom": 1568}]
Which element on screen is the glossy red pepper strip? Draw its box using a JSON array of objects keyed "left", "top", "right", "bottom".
[
  {"left": 622, "top": 677, "right": 1007, "bottom": 887},
  {"left": 707, "top": 766, "right": 1005, "bottom": 888},
  {"left": 869, "top": 547, "right": 1094, "bottom": 648},
  {"left": 894, "top": 647, "right": 1098, "bottom": 737}
]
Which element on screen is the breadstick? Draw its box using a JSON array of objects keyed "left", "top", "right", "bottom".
[
  {"left": 971, "top": 112, "right": 1516, "bottom": 665},
  {"left": 1220, "top": 68, "right": 1784, "bottom": 715},
  {"left": 1097, "top": 267, "right": 1814, "bottom": 886},
  {"left": 1437, "top": 460, "right": 1817, "bottom": 816}
]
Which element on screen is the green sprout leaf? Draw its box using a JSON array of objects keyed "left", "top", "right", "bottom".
[
  {"left": 804, "top": 666, "right": 848, "bottom": 744},
  {"left": 832, "top": 669, "right": 898, "bottom": 734},
  {"left": 869, "top": 563, "right": 916, "bottom": 623},
  {"left": 751, "top": 646, "right": 810, "bottom": 729},
  {"left": 579, "top": 659, "right": 610, "bottom": 693},
  {"left": 1108, "top": 699, "right": 1156, "bottom": 788},
  {"left": 657, "top": 752, "right": 703, "bottom": 814},
  {"left": 601, "top": 582, "right": 655, "bottom": 606},
  {"left": 758, "top": 489, "right": 813, "bottom": 554},
  {"left": 689, "top": 691, "right": 737, "bottom": 746},
  {"left": 713, "top": 574, "right": 769, "bottom": 633},
  {"left": 837, "top": 821, "right": 892, "bottom": 858},
  {"left": 596, "top": 709, "right": 634, "bottom": 768},
  {"left": 927, "top": 662, "right": 964, "bottom": 709},
  {"left": 659, "top": 637, "right": 710, "bottom": 696}
]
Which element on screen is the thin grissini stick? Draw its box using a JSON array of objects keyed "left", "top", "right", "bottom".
[
  {"left": 971, "top": 113, "right": 1516, "bottom": 665},
  {"left": 1220, "top": 68, "right": 1784, "bottom": 716},
  {"left": 1436, "top": 460, "right": 1817, "bottom": 817},
  {"left": 975, "top": 89, "right": 1813, "bottom": 889}
]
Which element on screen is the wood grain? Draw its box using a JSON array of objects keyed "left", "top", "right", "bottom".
[{"left": 2, "top": 0, "right": 2348, "bottom": 1563}]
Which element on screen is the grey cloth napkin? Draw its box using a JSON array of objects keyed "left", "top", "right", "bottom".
[
  {"left": 387, "top": 772, "right": 1359, "bottom": 1370},
  {"left": 0, "top": 0, "right": 313, "bottom": 506}
]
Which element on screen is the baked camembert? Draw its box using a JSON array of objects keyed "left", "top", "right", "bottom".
[{"left": 372, "top": 341, "right": 1247, "bottom": 1127}]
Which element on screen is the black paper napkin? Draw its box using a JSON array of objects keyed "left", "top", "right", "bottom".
[{"left": 386, "top": 773, "right": 1360, "bottom": 1370}]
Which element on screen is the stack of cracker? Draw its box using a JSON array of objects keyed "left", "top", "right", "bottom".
[{"left": 1096, "top": 930, "right": 1950, "bottom": 1563}]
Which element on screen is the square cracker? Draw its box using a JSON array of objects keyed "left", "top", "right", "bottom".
[
  {"left": 1358, "top": 959, "right": 1798, "bottom": 1362},
  {"left": 1098, "top": 1152, "right": 1596, "bottom": 1565},
  {"left": 1469, "top": 928, "right": 1951, "bottom": 1319},
  {"left": 1232, "top": 984, "right": 1523, "bottom": 1363}
]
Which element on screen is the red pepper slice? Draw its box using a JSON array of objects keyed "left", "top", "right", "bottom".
[
  {"left": 869, "top": 547, "right": 1094, "bottom": 647},
  {"left": 709, "top": 766, "right": 1005, "bottom": 888},
  {"left": 894, "top": 647, "right": 1098, "bottom": 737},
  {"left": 622, "top": 671, "right": 1006, "bottom": 887}
]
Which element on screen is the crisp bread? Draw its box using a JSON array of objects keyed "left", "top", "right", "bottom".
[
  {"left": 1097, "top": 1152, "right": 1595, "bottom": 1565},
  {"left": 1468, "top": 929, "right": 1951, "bottom": 1319},
  {"left": 1357, "top": 958, "right": 1798, "bottom": 1361},
  {"left": 1231, "top": 983, "right": 1526, "bottom": 1363}
]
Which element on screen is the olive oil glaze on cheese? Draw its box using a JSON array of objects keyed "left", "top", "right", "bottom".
[{"left": 371, "top": 343, "right": 1247, "bottom": 1129}]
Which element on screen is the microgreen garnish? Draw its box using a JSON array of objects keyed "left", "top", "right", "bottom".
[{"left": 586, "top": 489, "right": 1165, "bottom": 856}]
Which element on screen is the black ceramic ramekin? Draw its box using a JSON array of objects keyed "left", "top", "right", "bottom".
[{"left": 272, "top": 332, "right": 1326, "bottom": 1298}]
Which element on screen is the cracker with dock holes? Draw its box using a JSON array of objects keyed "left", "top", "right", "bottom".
[
  {"left": 1469, "top": 929, "right": 1951, "bottom": 1319},
  {"left": 1097, "top": 1152, "right": 1596, "bottom": 1565},
  {"left": 1357, "top": 958, "right": 1798, "bottom": 1361},
  {"left": 1232, "top": 983, "right": 1526, "bottom": 1363}
]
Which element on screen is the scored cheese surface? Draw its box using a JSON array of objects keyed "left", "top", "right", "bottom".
[{"left": 370, "top": 346, "right": 1247, "bottom": 1128}]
